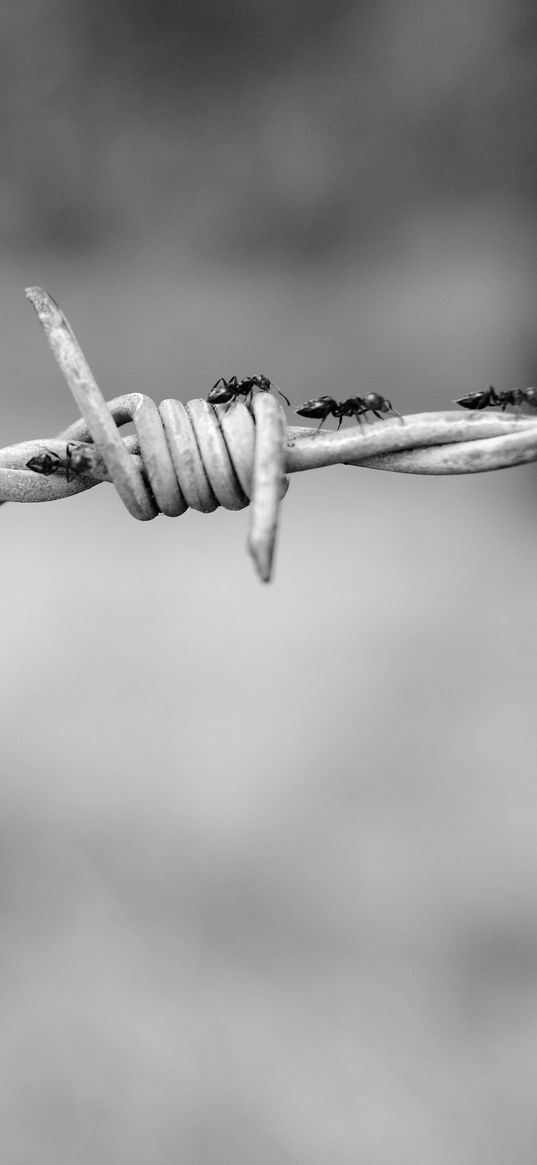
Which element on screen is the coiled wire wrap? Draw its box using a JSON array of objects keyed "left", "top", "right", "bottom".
[{"left": 2, "top": 286, "right": 537, "bottom": 582}]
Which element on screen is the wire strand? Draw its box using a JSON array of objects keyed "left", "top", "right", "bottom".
[{"left": 2, "top": 287, "right": 537, "bottom": 581}]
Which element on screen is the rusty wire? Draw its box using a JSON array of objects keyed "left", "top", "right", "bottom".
[{"left": 1, "top": 287, "right": 537, "bottom": 582}]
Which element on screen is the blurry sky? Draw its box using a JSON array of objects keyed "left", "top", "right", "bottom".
[
  {"left": 1, "top": 0, "right": 536, "bottom": 257},
  {"left": 2, "top": 3, "right": 537, "bottom": 1164}
]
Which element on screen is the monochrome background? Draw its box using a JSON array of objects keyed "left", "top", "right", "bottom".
[{"left": 2, "top": 2, "right": 537, "bottom": 1162}]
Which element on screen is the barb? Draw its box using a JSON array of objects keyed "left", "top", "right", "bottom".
[
  {"left": 248, "top": 393, "right": 287, "bottom": 583},
  {"left": 2, "top": 288, "right": 537, "bottom": 582},
  {"left": 25, "top": 287, "right": 155, "bottom": 522}
]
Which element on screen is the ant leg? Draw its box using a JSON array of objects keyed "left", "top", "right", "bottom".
[
  {"left": 48, "top": 451, "right": 63, "bottom": 474},
  {"left": 211, "top": 398, "right": 234, "bottom": 418},
  {"left": 65, "top": 441, "right": 79, "bottom": 481},
  {"left": 385, "top": 401, "right": 405, "bottom": 423},
  {"left": 273, "top": 384, "right": 291, "bottom": 406}
]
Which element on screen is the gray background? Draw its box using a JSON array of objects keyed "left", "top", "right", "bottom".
[{"left": 2, "top": 2, "right": 537, "bottom": 1162}]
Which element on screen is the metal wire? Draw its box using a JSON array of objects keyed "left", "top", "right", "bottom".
[{"left": 2, "top": 287, "right": 537, "bottom": 582}]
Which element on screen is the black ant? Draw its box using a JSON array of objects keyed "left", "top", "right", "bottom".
[
  {"left": 359, "top": 392, "right": 403, "bottom": 422},
  {"left": 207, "top": 374, "right": 290, "bottom": 410},
  {"left": 295, "top": 392, "right": 403, "bottom": 435},
  {"left": 26, "top": 441, "right": 98, "bottom": 482},
  {"left": 295, "top": 395, "right": 346, "bottom": 433},
  {"left": 455, "top": 386, "right": 537, "bottom": 413},
  {"left": 505, "top": 388, "right": 537, "bottom": 411},
  {"left": 454, "top": 386, "right": 499, "bottom": 411}
]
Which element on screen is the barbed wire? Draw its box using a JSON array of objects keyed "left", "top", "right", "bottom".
[{"left": 1, "top": 287, "right": 537, "bottom": 582}]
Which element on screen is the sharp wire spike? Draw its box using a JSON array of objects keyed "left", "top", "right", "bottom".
[{"left": 2, "top": 290, "right": 537, "bottom": 575}]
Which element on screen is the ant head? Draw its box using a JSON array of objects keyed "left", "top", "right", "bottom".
[
  {"left": 362, "top": 392, "right": 387, "bottom": 411},
  {"left": 68, "top": 445, "right": 95, "bottom": 474}
]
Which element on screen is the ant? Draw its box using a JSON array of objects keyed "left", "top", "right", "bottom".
[
  {"left": 295, "top": 395, "right": 346, "bottom": 433},
  {"left": 207, "top": 374, "right": 290, "bottom": 410},
  {"left": 454, "top": 386, "right": 499, "bottom": 411},
  {"left": 295, "top": 392, "right": 403, "bottom": 435},
  {"left": 26, "top": 441, "right": 98, "bottom": 482},
  {"left": 504, "top": 388, "right": 537, "bottom": 411},
  {"left": 455, "top": 386, "right": 537, "bottom": 413}
]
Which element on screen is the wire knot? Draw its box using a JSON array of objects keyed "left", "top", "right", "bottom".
[{"left": 2, "top": 287, "right": 537, "bottom": 582}]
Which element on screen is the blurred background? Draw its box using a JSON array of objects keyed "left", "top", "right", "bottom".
[{"left": 2, "top": 1, "right": 537, "bottom": 1162}]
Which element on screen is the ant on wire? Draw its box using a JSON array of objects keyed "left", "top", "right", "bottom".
[
  {"left": 207, "top": 374, "right": 290, "bottom": 411},
  {"left": 295, "top": 392, "right": 403, "bottom": 435},
  {"left": 455, "top": 386, "right": 537, "bottom": 413},
  {"left": 26, "top": 441, "right": 98, "bottom": 482}
]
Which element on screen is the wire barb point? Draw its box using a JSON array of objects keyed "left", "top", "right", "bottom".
[{"left": 3, "top": 291, "right": 537, "bottom": 579}]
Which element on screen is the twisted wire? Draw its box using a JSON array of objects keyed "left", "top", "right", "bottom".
[{"left": 2, "top": 286, "right": 537, "bottom": 582}]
